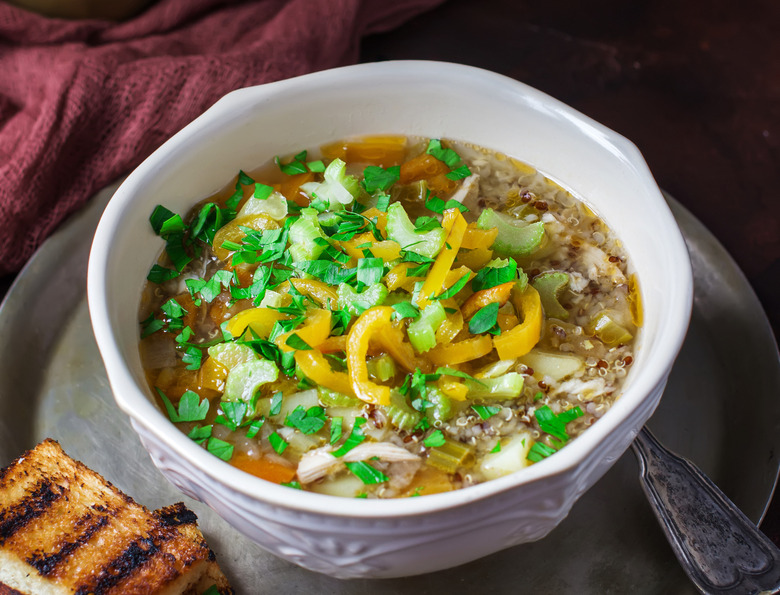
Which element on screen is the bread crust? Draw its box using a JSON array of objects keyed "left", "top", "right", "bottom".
[{"left": 0, "top": 439, "right": 233, "bottom": 595}]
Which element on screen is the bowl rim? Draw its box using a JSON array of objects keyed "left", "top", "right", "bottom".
[{"left": 87, "top": 59, "right": 693, "bottom": 519}]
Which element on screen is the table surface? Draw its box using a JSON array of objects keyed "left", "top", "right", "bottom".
[{"left": 1, "top": 0, "right": 777, "bottom": 551}]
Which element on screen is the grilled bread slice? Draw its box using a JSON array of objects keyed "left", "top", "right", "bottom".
[{"left": 0, "top": 439, "right": 232, "bottom": 595}]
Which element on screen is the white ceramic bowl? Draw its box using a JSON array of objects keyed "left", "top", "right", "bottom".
[{"left": 87, "top": 60, "right": 693, "bottom": 579}]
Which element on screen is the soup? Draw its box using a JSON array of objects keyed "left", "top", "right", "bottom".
[{"left": 138, "top": 136, "right": 641, "bottom": 498}]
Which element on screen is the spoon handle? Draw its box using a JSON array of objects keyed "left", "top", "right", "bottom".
[{"left": 631, "top": 427, "right": 780, "bottom": 594}]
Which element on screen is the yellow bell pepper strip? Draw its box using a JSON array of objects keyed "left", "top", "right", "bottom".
[
  {"left": 426, "top": 335, "right": 493, "bottom": 367},
  {"left": 417, "top": 208, "right": 468, "bottom": 308},
  {"left": 346, "top": 307, "right": 393, "bottom": 405},
  {"left": 461, "top": 223, "right": 498, "bottom": 250},
  {"left": 197, "top": 356, "right": 228, "bottom": 393},
  {"left": 369, "top": 240, "right": 402, "bottom": 261},
  {"left": 275, "top": 308, "right": 332, "bottom": 352},
  {"left": 360, "top": 207, "right": 388, "bottom": 236},
  {"left": 288, "top": 278, "right": 339, "bottom": 309},
  {"left": 225, "top": 307, "right": 289, "bottom": 340},
  {"left": 443, "top": 266, "right": 474, "bottom": 290},
  {"left": 456, "top": 246, "right": 494, "bottom": 271},
  {"left": 316, "top": 334, "right": 347, "bottom": 354},
  {"left": 385, "top": 262, "right": 423, "bottom": 292},
  {"left": 460, "top": 281, "right": 515, "bottom": 321},
  {"left": 436, "top": 375, "right": 468, "bottom": 401},
  {"left": 294, "top": 349, "right": 355, "bottom": 397},
  {"left": 371, "top": 321, "right": 427, "bottom": 373},
  {"left": 434, "top": 299, "right": 464, "bottom": 345},
  {"left": 212, "top": 214, "right": 279, "bottom": 262},
  {"left": 496, "top": 312, "right": 519, "bottom": 332},
  {"left": 493, "top": 285, "right": 542, "bottom": 359}
]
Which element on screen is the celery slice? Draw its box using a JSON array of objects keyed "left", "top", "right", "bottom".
[
  {"left": 367, "top": 354, "right": 397, "bottom": 382},
  {"left": 587, "top": 310, "right": 633, "bottom": 346},
  {"left": 337, "top": 283, "right": 388, "bottom": 316},
  {"left": 425, "top": 388, "right": 453, "bottom": 424},
  {"left": 300, "top": 158, "right": 360, "bottom": 209},
  {"left": 531, "top": 271, "right": 569, "bottom": 319},
  {"left": 476, "top": 208, "right": 545, "bottom": 257},
  {"left": 465, "top": 372, "right": 524, "bottom": 399},
  {"left": 289, "top": 208, "right": 329, "bottom": 264},
  {"left": 318, "top": 386, "right": 362, "bottom": 408},
  {"left": 222, "top": 359, "right": 279, "bottom": 403},
  {"left": 207, "top": 342, "right": 258, "bottom": 370},
  {"left": 426, "top": 438, "right": 474, "bottom": 474},
  {"left": 386, "top": 202, "right": 446, "bottom": 259},
  {"left": 383, "top": 391, "right": 421, "bottom": 432},
  {"left": 407, "top": 300, "right": 446, "bottom": 353},
  {"left": 238, "top": 190, "right": 288, "bottom": 221}
]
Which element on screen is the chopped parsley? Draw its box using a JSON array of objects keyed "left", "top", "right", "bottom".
[
  {"left": 285, "top": 406, "right": 327, "bottom": 435},
  {"left": 362, "top": 165, "right": 400, "bottom": 193},
  {"left": 423, "top": 429, "right": 447, "bottom": 448},
  {"left": 345, "top": 461, "right": 389, "bottom": 485},
  {"left": 269, "top": 392, "right": 284, "bottom": 416},
  {"left": 332, "top": 417, "right": 367, "bottom": 457},
  {"left": 468, "top": 301, "right": 500, "bottom": 335},
  {"left": 268, "top": 432, "right": 288, "bottom": 455},
  {"left": 472, "top": 405, "right": 501, "bottom": 420},
  {"left": 157, "top": 388, "right": 209, "bottom": 423},
  {"left": 207, "top": 437, "right": 234, "bottom": 461}
]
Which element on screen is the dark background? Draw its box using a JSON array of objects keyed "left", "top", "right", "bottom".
[{"left": 0, "top": 0, "right": 777, "bottom": 556}]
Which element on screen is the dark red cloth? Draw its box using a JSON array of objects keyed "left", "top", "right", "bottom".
[{"left": 0, "top": 0, "right": 444, "bottom": 275}]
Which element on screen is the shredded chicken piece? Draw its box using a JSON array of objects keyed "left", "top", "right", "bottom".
[
  {"left": 296, "top": 442, "right": 420, "bottom": 485},
  {"left": 551, "top": 377, "right": 608, "bottom": 400},
  {"left": 448, "top": 173, "right": 480, "bottom": 211},
  {"left": 342, "top": 442, "right": 420, "bottom": 463},
  {"left": 579, "top": 242, "right": 626, "bottom": 284},
  {"left": 296, "top": 447, "right": 340, "bottom": 485}
]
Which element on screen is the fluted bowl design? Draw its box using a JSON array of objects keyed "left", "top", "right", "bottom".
[{"left": 87, "top": 61, "right": 693, "bottom": 578}]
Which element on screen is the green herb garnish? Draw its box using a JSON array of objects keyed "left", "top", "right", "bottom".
[
  {"left": 207, "top": 437, "right": 234, "bottom": 461},
  {"left": 332, "top": 417, "right": 367, "bottom": 457},
  {"left": 269, "top": 431, "right": 288, "bottom": 454},
  {"left": 472, "top": 405, "right": 501, "bottom": 420},
  {"left": 345, "top": 461, "right": 389, "bottom": 485},
  {"left": 423, "top": 429, "right": 447, "bottom": 448},
  {"left": 468, "top": 302, "right": 500, "bottom": 334},
  {"left": 285, "top": 406, "right": 327, "bottom": 435}
]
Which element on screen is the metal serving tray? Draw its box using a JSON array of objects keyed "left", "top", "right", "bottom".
[{"left": 1, "top": 182, "right": 778, "bottom": 594}]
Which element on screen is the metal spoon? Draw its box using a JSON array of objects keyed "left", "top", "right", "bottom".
[{"left": 632, "top": 427, "right": 780, "bottom": 594}]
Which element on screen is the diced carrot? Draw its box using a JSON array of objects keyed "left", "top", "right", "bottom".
[
  {"left": 232, "top": 453, "right": 297, "bottom": 484},
  {"left": 399, "top": 153, "right": 449, "bottom": 184},
  {"left": 403, "top": 467, "right": 454, "bottom": 497},
  {"left": 427, "top": 173, "right": 459, "bottom": 197},
  {"left": 322, "top": 136, "right": 408, "bottom": 166},
  {"left": 275, "top": 171, "right": 315, "bottom": 206}
]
